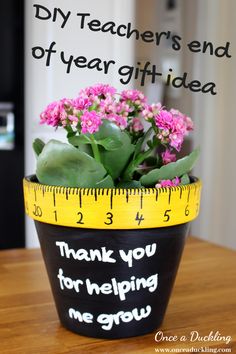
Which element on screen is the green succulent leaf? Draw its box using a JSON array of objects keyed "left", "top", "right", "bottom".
[
  {"left": 69, "top": 133, "right": 122, "bottom": 158},
  {"left": 140, "top": 147, "right": 200, "bottom": 187},
  {"left": 94, "top": 175, "right": 114, "bottom": 188},
  {"left": 180, "top": 174, "right": 190, "bottom": 185},
  {"left": 116, "top": 180, "right": 143, "bottom": 189},
  {"left": 94, "top": 120, "right": 135, "bottom": 179},
  {"left": 33, "top": 138, "right": 45, "bottom": 157},
  {"left": 68, "top": 134, "right": 91, "bottom": 147},
  {"left": 66, "top": 131, "right": 77, "bottom": 139},
  {"left": 36, "top": 139, "right": 110, "bottom": 188},
  {"left": 96, "top": 136, "right": 122, "bottom": 151},
  {"left": 65, "top": 125, "right": 76, "bottom": 139}
]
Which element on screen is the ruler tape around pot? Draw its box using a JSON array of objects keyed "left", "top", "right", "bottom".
[{"left": 23, "top": 177, "right": 201, "bottom": 229}]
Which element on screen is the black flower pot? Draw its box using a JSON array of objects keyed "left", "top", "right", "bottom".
[{"left": 23, "top": 175, "right": 201, "bottom": 339}]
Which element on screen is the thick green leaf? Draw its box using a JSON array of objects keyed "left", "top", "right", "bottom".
[
  {"left": 36, "top": 140, "right": 109, "bottom": 188},
  {"left": 116, "top": 180, "right": 143, "bottom": 189},
  {"left": 95, "top": 175, "right": 114, "bottom": 188},
  {"left": 96, "top": 136, "right": 122, "bottom": 151},
  {"left": 94, "top": 120, "right": 135, "bottom": 179},
  {"left": 180, "top": 174, "right": 190, "bottom": 185},
  {"left": 140, "top": 147, "right": 200, "bottom": 186},
  {"left": 68, "top": 134, "right": 91, "bottom": 147},
  {"left": 66, "top": 131, "right": 76, "bottom": 139},
  {"left": 77, "top": 144, "right": 93, "bottom": 156},
  {"left": 33, "top": 138, "right": 45, "bottom": 157},
  {"left": 69, "top": 132, "right": 122, "bottom": 152}
]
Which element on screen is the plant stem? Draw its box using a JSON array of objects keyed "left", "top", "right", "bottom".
[
  {"left": 90, "top": 135, "right": 101, "bottom": 163},
  {"left": 122, "top": 148, "right": 153, "bottom": 181},
  {"left": 144, "top": 126, "right": 153, "bottom": 140},
  {"left": 64, "top": 125, "right": 74, "bottom": 138}
]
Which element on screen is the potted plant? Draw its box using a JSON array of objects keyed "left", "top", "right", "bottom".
[{"left": 23, "top": 84, "right": 201, "bottom": 339}]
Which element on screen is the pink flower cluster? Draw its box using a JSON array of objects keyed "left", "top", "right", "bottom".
[
  {"left": 161, "top": 149, "right": 176, "bottom": 165},
  {"left": 81, "top": 111, "right": 102, "bottom": 134},
  {"left": 39, "top": 84, "right": 196, "bottom": 189},
  {"left": 80, "top": 83, "right": 116, "bottom": 98},
  {"left": 40, "top": 84, "right": 146, "bottom": 134},
  {"left": 142, "top": 106, "right": 193, "bottom": 151},
  {"left": 40, "top": 98, "right": 72, "bottom": 127},
  {"left": 130, "top": 118, "right": 144, "bottom": 133},
  {"left": 40, "top": 84, "right": 193, "bottom": 149},
  {"left": 155, "top": 177, "right": 180, "bottom": 188},
  {"left": 120, "top": 89, "right": 147, "bottom": 107}
]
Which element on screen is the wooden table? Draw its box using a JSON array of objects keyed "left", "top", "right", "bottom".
[{"left": 0, "top": 237, "right": 235, "bottom": 354}]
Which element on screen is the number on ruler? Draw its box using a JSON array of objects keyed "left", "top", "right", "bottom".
[
  {"left": 135, "top": 212, "right": 144, "bottom": 225},
  {"left": 185, "top": 205, "right": 190, "bottom": 216},
  {"left": 104, "top": 212, "right": 113, "bottom": 225},
  {"left": 33, "top": 204, "right": 42, "bottom": 217},
  {"left": 77, "top": 212, "right": 84, "bottom": 224},
  {"left": 163, "top": 209, "right": 171, "bottom": 222}
]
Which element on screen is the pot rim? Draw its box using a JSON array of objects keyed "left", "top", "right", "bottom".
[
  {"left": 23, "top": 175, "right": 201, "bottom": 230},
  {"left": 24, "top": 174, "right": 200, "bottom": 191}
]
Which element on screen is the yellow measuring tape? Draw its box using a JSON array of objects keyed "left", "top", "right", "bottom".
[{"left": 23, "top": 176, "right": 201, "bottom": 229}]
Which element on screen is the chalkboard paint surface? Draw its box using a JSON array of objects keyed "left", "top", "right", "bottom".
[{"left": 36, "top": 221, "right": 189, "bottom": 339}]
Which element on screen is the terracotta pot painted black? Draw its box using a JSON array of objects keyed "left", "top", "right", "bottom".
[
  {"left": 35, "top": 221, "right": 189, "bottom": 339},
  {"left": 24, "top": 175, "right": 201, "bottom": 339}
]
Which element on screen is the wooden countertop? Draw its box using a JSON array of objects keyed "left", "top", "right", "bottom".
[{"left": 0, "top": 237, "right": 235, "bottom": 354}]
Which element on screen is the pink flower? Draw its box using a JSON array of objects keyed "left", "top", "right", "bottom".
[
  {"left": 99, "top": 95, "right": 117, "bottom": 115},
  {"left": 121, "top": 89, "right": 147, "bottom": 106},
  {"left": 40, "top": 99, "right": 69, "bottom": 127},
  {"left": 130, "top": 118, "right": 144, "bottom": 132},
  {"left": 154, "top": 108, "right": 194, "bottom": 151},
  {"left": 155, "top": 110, "right": 173, "bottom": 130},
  {"left": 115, "top": 101, "right": 131, "bottom": 116},
  {"left": 80, "top": 111, "right": 102, "bottom": 134},
  {"left": 170, "top": 109, "right": 194, "bottom": 132},
  {"left": 72, "top": 97, "right": 91, "bottom": 111},
  {"left": 99, "top": 98, "right": 130, "bottom": 129},
  {"left": 142, "top": 103, "right": 162, "bottom": 121},
  {"left": 169, "top": 132, "right": 183, "bottom": 151},
  {"left": 155, "top": 177, "right": 180, "bottom": 188},
  {"left": 80, "top": 84, "right": 116, "bottom": 98},
  {"left": 106, "top": 113, "right": 128, "bottom": 130},
  {"left": 68, "top": 115, "right": 79, "bottom": 127},
  {"left": 161, "top": 149, "right": 176, "bottom": 164}
]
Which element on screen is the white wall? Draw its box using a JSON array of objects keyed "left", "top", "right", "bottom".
[
  {"left": 191, "top": 0, "right": 236, "bottom": 249},
  {"left": 25, "top": 0, "right": 135, "bottom": 247}
]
